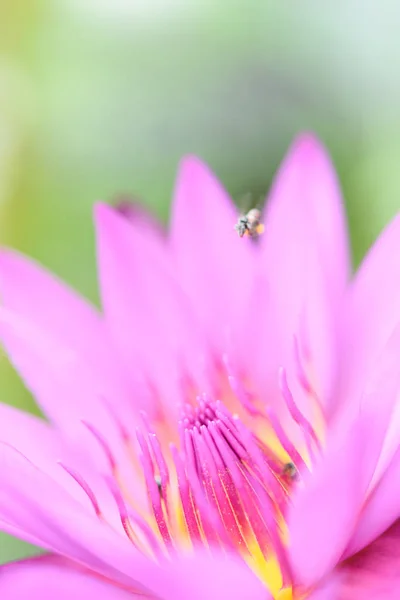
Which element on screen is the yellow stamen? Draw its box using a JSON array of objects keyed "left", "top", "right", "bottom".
[
  {"left": 277, "top": 587, "right": 293, "bottom": 600},
  {"left": 247, "top": 541, "right": 282, "bottom": 597}
]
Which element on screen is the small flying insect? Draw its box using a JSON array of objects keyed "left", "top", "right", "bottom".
[{"left": 235, "top": 208, "right": 264, "bottom": 240}]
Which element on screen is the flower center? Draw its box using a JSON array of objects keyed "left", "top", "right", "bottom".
[
  {"left": 133, "top": 360, "right": 321, "bottom": 597},
  {"left": 63, "top": 354, "right": 322, "bottom": 599}
]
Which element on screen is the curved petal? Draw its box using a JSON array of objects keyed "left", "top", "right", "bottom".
[
  {"left": 0, "top": 443, "right": 155, "bottom": 593},
  {"left": 288, "top": 324, "right": 400, "bottom": 588},
  {"left": 0, "top": 403, "right": 87, "bottom": 499},
  {"left": 336, "top": 520, "right": 400, "bottom": 599},
  {"left": 264, "top": 133, "right": 350, "bottom": 300},
  {"left": 0, "top": 403, "right": 134, "bottom": 529},
  {"left": 95, "top": 203, "right": 213, "bottom": 412},
  {"left": 259, "top": 134, "right": 349, "bottom": 410},
  {"left": 344, "top": 446, "right": 400, "bottom": 559},
  {"left": 115, "top": 199, "right": 166, "bottom": 239},
  {"left": 0, "top": 308, "right": 128, "bottom": 449},
  {"left": 337, "top": 214, "right": 400, "bottom": 412},
  {"left": 169, "top": 156, "right": 256, "bottom": 363},
  {"left": 0, "top": 555, "right": 137, "bottom": 599},
  {"left": 0, "top": 444, "right": 268, "bottom": 598},
  {"left": 0, "top": 402, "right": 61, "bottom": 471},
  {"left": 0, "top": 249, "right": 105, "bottom": 363},
  {"left": 307, "top": 577, "right": 342, "bottom": 600},
  {"left": 152, "top": 550, "right": 270, "bottom": 600},
  {"left": 288, "top": 421, "right": 366, "bottom": 588},
  {"left": 0, "top": 307, "right": 149, "bottom": 515},
  {"left": 0, "top": 249, "right": 132, "bottom": 420}
]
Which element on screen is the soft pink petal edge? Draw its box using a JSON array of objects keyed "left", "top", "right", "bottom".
[
  {"left": 0, "top": 555, "right": 136, "bottom": 599},
  {"left": 169, "top": 155, "right": 256, "bottom": 363},
  {"left": 288, "top": 323, "right": 400, "bottom": 587},
  {"left": 258, "top": 133, "right": 350, "bottom": 413},
  {"left": 336, "top": 214, "right": 400, "bottom": 413}
]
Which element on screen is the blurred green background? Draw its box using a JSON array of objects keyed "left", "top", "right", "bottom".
[{"left": 1, "top": 0, "right": 400, "bottom": 562}]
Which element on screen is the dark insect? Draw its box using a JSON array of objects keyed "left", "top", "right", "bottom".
[
  {"left": 155, "top": 475, "right": 163, "bottom": 497},
  {"left": 235, "top": 208, "right": 264, "bottom": 239},
  {"left": 282, "top": 462, "right": 298, "bottom": 481}
]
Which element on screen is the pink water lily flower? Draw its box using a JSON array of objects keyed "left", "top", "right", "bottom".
[{"left": 0, "top": 134, "right": 399, "bottom": 599}]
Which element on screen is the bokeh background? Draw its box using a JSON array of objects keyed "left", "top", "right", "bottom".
[{"left": 1, "top": 0, "right": 399, "bottom": 562}]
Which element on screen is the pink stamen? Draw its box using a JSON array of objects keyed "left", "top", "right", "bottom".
[
  {"left": 193, "top": 426, "right": 248, "bottom": 551},
  {"left": 170, "top": 444, "right": 202, "bottom": 544},
  {"left": 105, "top": 474, "right": 163, "bottom": 558},
  {"left": 128, "top": 511, "right": 164, "bottom": 559},
  {"left": 216, "top": 420, "right": 248, "bottom": 460},
  {"left": 201, "top": 425, "right": 251, "bottom": 537},
  {"left": 81, "top": 420, "right": 117, "bottom": 472},
  {"left": 58, "top": 462, "right": 102, "bottom": 518},
  {"left": 265, "top": 407, "right": 307, "bottom": 472},
  {"left": 208, "top": 421, "right": 272, "bottom": 554},
  {"left": 223, "top": 354, "right": 261, "bottom": 416},
  {"left": 232, "top": 417, "right": 284, "bottom": 502},
  {"left": 140, "top": 412, "right": 171, "bottom": 519},
  {"left": 136, "top": 428, "right": 174, "bottom": 551},
  {"left": 293, "top": 335, "right": 326, "bottom": 422},
  {"left": 182, "top": 425, "right": 237, "bottom": 551},
  {"left": 105, "top": 474, "right": 140, "bottom": 548},
  {"left": 183, "top": 428, "right": 219, "bottom": 547},
  {"left": 192, "top": 429, "right": 220, "bottom": 514},
  {"left": 293, "top": 336, "right": 314, "bottom": 396},
  {"left": 278, "top": 368, "right": 321, "bottom": 457}
]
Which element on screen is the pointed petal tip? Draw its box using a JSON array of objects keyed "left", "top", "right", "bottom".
[
  {"left": 178, "top": 153, "right": 208, "bottom": 172},
  {"left": 175, "top": 155, "right": 216, "bottom": 191},
  {"left": 94, "top": 203, "right": 132, "bottom": 243},
  {"left": 289, "top": 131, "right": 331, "bottom": 162},
  {"left": 93, "top": 201, "right": 114, "bottom": 225}
]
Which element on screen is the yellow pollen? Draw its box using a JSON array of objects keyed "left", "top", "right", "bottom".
[{"left": 256, "top": 223, "right": 265, "bottom": 235}]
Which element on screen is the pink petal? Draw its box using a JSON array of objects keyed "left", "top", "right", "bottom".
[
  {"left": 337, "top": 214, "right": 400, "bottom": 413},
  {"left": 95, "top": 203, "right": 212, "bottom": 411},
  {"left": 288, "top": 324, "right": 400, "bottom": 588},
  {"left": 0, "top": 445, "right": 268, "bottom": 598},
  {"left": 0, "top": 403, "right": 86, "bottom": 500},
  {"left": 0, "top": 249, "right": 106, "bottom": 365},
  {"left": 287, "top": 420, "right": 366, "bottom": 588},
  {"left": 0, "top": 308, "right": 128, "bottom": 455},
  {"left": 0, "top": 443, "right": 154, "bottom": 592},
  {"left": 0, "top": 307, "right": 106, "bottom": 427},
  {"left": 337, "top": 320, "right": 400, "bottom": 559},
  {"left": 169, "top": 156, "right": 256, "bottom": 363},
  {"left": 115, "top": 199, "right": 166, "bottom": 239},
  {"left": 306, "top": 577, "right": 342, "bottom": 600},
  {"left": 336, "top": 520, "right": 400, "bottom": 599},
  {"left": 259, "top": 133, "right": 349, "bottom": 411},
  {"left": 0, "top": 402, "right": 62, "bottom": 472},
  {"left": 265, "top": 133, "right": 349, "bottom": 300},
  {"left": 0, "top": 306, "right": 149, "bottom": 516},
  {"left": 0, "top": 402, "right": 132, "bottom": 530},
  {"left": 338, "top": 321, "right": 400, "bottom": 487},
  {"left": 0, "top": 555, "right": 137, "bottom": 599},
  {"left": 344, "top": 445, "right": 400, "bottom": 558},
  {"left": 0, "top": 252, "right": 133, "bottom": 432},
  {"left": 151, "top": 550, "right": 270, "bottom": 600}
]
